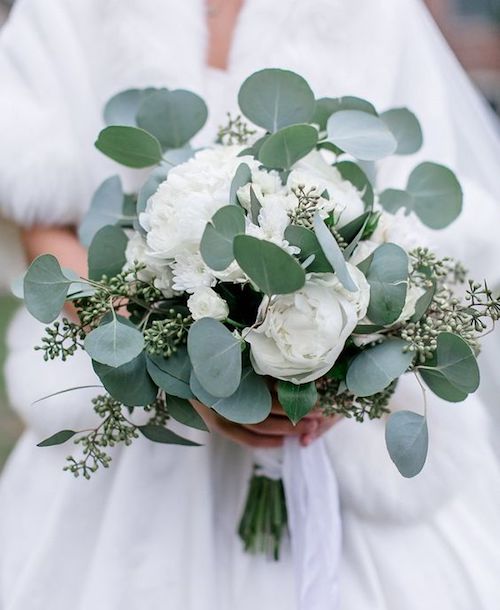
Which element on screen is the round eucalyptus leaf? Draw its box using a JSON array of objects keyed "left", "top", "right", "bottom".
[
  {"left": 78, "top": 176, "right": 125, "bottom": 247},
  {"left": 419, "top": 332, "right": 480, "bottom": 400},
  {"left": 37, "top": 429, "right": 76, "bottom": 448},
  {"left": 84, "top": 315, "right": 144, "bottom": 368},
  {"left": 103, "top": 87, "right": 168, "bottom": 126},
  {"left": 313, "top": 213, "right": 357, "bottom": 292},
  {"left": 258, "top": 124, "right": 318, "bottom": 170},
  {"left": 190, "top": 368, "right": 272, "bottom": 424},
  {"left": 139, "top": 425, "right": 200, "bottom": 446},
  {"left": 238, "top": 69, "right": 315, "bottom": 132},
  {"left": 346, "top": 338, "right": 414, "bottom": 397},
  {"left": 379, "top": 189, "right": 412, "bottom": 215},
  {"left": 233, "top": 235, "right": 306, "bottom": 295},
  {"left": 365, "top": 243, "right": 409, "bottom": 326},
  {"left": 313, "top": 96, "right": 377, "bottom": 131},
  {"left": 137, "top": 166, "right": 169, "bottom": 217},
  {"left": 24, "top": 254, "right": 73, "bottom": 323},
  {"left": 200, "top": 205, "right": 246, "bottom": 271},
  {"left": 167, "top": 395, "right": 208, "bottom": 431},
  {"left": 277, "top": 380, "right": 318, "bottom": 424},
  {"left": 92, "top": 352, "right": 157, "bottom": 407},
  {"left": 187, "top": 318, "right": 242, "bottom": 398},
  {"left": 230, "top": 163, "right": 252, "bottom": 205},
  {"left": 136, "top": 89, "right": 208, "bottom": 149},
  {"left": 327, "top": 110, "right": 397, "bottom": 161},
  {"left": 385, "top": 410, "right": 428, "bottom": 478},
  {"left": 87, "top": 225, "right": 128, "bottom": 281},
  {"left": 95, "top": 126, "right": 163, "bottom": 168},
  {"left": 146, "top": 347, "right": 194, "bottom": 399},
  {"left": 335, "top": 161, "right": 374, "bottom": 208},
  {"left": 284, "top": 225, "right": 332, "bottom": 273},
  {"left": 380, "top": 108, "right": 423, "bottom": 155}
]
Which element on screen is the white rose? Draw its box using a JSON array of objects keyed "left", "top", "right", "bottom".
[
  {"left": 187, "top": 287, "right": 229, "bottom": 321},
  {"left": 245, "top": 268, "right": 370, "bottom": 384}
]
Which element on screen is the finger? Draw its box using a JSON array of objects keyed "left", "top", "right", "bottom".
[
  {"left": 300, "top": 415, "right": 340, "bottom": 447},
  {"left": 243, "top": 415, "right": 320, "bottom": 437},
  {"left": 217, "top": 419, "right": 284, "bottom": 449}
]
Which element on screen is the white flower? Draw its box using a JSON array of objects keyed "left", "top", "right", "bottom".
[
  {"left": 172, "top": 251, "right": 216, "bottom": 294},
  {"left": 187, "top": 287, "right": 229, "bottom": 321},
  {"left": 124, "top": 233, "right": 155, "bottom": 281},
  {"left": 124, "top": 233, "right": 175, "bottom": 297},
  {"left": 245, "top": 267, "right": 370, "bottom": 384}
]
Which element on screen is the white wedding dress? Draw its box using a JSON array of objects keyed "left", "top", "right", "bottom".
[{"left": 1, "top": 1, "right": 500, "bottom": 609}]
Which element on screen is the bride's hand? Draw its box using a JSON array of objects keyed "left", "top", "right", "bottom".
[{"left": 192, "top": 396, "right": 340, "bottom": 449}]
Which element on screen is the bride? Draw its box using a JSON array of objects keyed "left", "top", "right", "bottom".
[{"left": 0, "top": 0, "right": 499, "bottom": 608}]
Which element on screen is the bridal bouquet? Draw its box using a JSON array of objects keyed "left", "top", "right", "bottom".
[{"left": 19, "top": 69, "right": 499, "bottom": 558}]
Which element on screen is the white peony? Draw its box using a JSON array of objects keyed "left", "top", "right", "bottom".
[
  {"left": 245, "top": 266, "right": 370, "bottom": 384},
  {"left": 187, "top": 287, "right": 229, "bottom": 321},
  {"left": 124, "top": 233, "right": 175, "bottom": 297}
]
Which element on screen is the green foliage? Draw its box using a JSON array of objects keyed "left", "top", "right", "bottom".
[
  {"left": 139, "top": 424, "right": 200, "bottom": 445},
  {"left": 84, "top": 315, "right": 145, "bottom": 368},
  {"left": 95, "top": 125, "right": 163, "bottom": 168},
  {"left": 380, "top": 108, "right": 423, "bottom": 155},
  {"left": 258, "top": 124, "right": 318, "bottom": 169},
  {"left": 143, "top": 312, "right": 192, "bottom": 358},
  {"left": 277, "top": 380, "right": 318, "bottom": 424},
  {"left": 217, "top": 113, "right": 257, "bottom": 146},
  {"left": 230, "top": 162, "right": 252, "bottom": 205},
  {"left": 346, "top": 339, "right": 414, "bottom": 397},
  {"left": 103, "top": 87, "right": 167, "bottom": 126},
  {"left": 335, "top": 161, "right": 374, "bottom": 209},
  {"left": 233, "top": 235, "right": 306, "bottom": 295},
  {"left": 187, "top": 318, "right": 242, "bottom": 398},
  {"left": 238, "top": 68, "right": 315, "bottom": 132},
  {"left": 35, "top": 318, "right": 85, "bottom": 361},
  {"left": 146, "top": 347, "right": 194, "bottom": 399},
  {"left": 136, "top": 166, "right": 169, "bottom": 217},
  {"left": 37, "top": 430, "right": 76, "bottom": 447},
  {"left": 78, "top": 176, "right": 125, "bottom": 247},
  {"left": 284, "top": 225, "right": 332, "bottom": 273},
  {"left": 200, "top": 205, "right": 246, "bottom": 271},
  {"left": 313, "top": 96, "right": 377, "bottom": 131},
  {"left": 87, "top": 225, "right": 128, "bottom": 281},
  {"left": 167, "top": 395, "right": 208, "bottom": 431},
  {"left": 385, "top": 410, "right": 428, "bottom": 478}
]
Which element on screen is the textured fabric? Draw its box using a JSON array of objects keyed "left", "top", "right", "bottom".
[{"left": 1, "top": 1, "right": 500, "bottom": 609}]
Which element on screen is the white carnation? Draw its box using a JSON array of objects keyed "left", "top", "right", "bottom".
[
  {"left": 172, "top": 251, "right": 216, "bottom": 294},
  {"left": 124, "top": 233, "right": 175, "bottom": 297},
  {"left": 187, "top": 287, "right": 229, "bottom": 321}
]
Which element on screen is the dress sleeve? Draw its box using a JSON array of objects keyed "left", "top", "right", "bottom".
[{"left": 0, "top": 0, "right": 101, "bottom": 226}]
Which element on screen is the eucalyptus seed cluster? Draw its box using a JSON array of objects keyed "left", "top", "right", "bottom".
[
  {"left": 216, "top": 112, "right": 256, "bottom": 145},
  {"left": 288, "top": 184, "right": 324, "bottom": 229},
  {"left": 35, "top": 318, "right": 85, "bottom": 362},
  {"left": 316, "top": 377, "right": 395, "bottom": 422},
  {"left": 465, "top": 279, "right": 500, "bottom": 331},
  {"left": 144, "top": 310, "right": 193, "bottom": 357}
]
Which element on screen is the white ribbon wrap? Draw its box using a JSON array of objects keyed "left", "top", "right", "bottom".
[{"left": 253, "top": 437, "right": 342, "bottom": 610}]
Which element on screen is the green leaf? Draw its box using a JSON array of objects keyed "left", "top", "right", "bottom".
[
  {"left": 139, "top": 425, "right": 200, "bottom": 446},
  {"left": 385, "top": 411, "right": 428, "bottom": 478},
  {"left": 136, "top": 89, "right": 208, "bottom": 149},
  {"left": 313, "top": 213, "right": 357, "bottom": 291},
  {"left": 37, "top": 429, "right": 76, "bottom": 447},
  {"left": 87, "top": 225, "right": 128, "bottom": 281},
  {"left": 103, "top": 87, "right": 167, "bottom": 126},
  {"left": 410, "top": 282, "right": 436, "bottom": 323},
  {"left": 190, "top": 368, "right": 272, "bottom": 424},
  {"left": 277, "top": 380, "right": 318, "bottom": 424},
  {"left": 95, "top": 125, "right": 162, "bottom": 168},
  {"left": 146, "top": 348, "right": 194, "bottom": 399},
  {"left": 419, "top": 332, "right": 480, "bottom": 401},
  {"left": 200, "top": 205, "right": 246, "bottom": 271},
  {"left": 233, "top": 235, "right": 306, "bottom": 295},
  {"left": 187, "top": 318, "right": 242, "bottom": 398},
  {"left": 313, "top": 96, "right": 377, "bottom": 130},
  {"left": 365, "top": 243, "right": 409, "bottom": 325},
  {"left": 379, "top": 163, "right": 463, "bottom": 230},
  {"left": 327, "top": 110, "right": 397, "bottom": 161},
  {"left": 24, "top": 254, "right": 73, "bottom": 323},
  {"left": 284, "top": 225, "right": 332, "bottom": 273},
  {"left": 92, "top": 352, "right": 157, "bottom": 407},
  {"left": 78, "top": 176, "right": 125, "bottom": 247},
  {"left": 346, "top": 338, "right": 414, "bottom": 397},
  {"left": 380, "top": 108, "right": 423, "bottom": 155},
  {"left": 335, "top": 161, "right": 374, "bottom": 208},
  {"left": 136, "top": 166, "right": 169, "bottom": 216},
  {"left": 238, "top": 68, "right": 315, "bottom": 132},
  {"left": 340, "top": 212, "right": 371, "bottom": 259},
  {"left": 230, "top": 163, "right": 252, "bottom": 205},
  {"left": 258, "top": 124, "right": 318, "bottom": 170},
  {"left": 84, "top": 315, "right": 145, "bottom": 368},
  {"left": 167, "top": 395, "right": 208, "bottom": 431},
  {"left": 249, "top": 187, "right": 262, "bottom": 225}
]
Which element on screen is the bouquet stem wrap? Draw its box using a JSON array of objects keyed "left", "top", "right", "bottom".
[{"left": 243, "top": 438, "right": 342, "bottom": 610}]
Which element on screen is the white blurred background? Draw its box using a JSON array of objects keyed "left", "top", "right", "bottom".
[{"left": 0, "top": 0, "right": 499, "bottom": 467}]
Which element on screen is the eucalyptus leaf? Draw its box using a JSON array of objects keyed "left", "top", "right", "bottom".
[
  {"left": 335, "top": 161, "right": 374, "bottom": 208},
  {"left": 327, "top": 110, "right": 397, "bottom": 161},
  {"left": 249, "top": 187, "right": 262, "bottom": 225},
  {"left": 230, "top": 163, "right": 252, "bottom": 205},
  {"left": 313, "top": 213, "right": 357, "bottom": 292},
  {"left": 187, "top": 318, "right": 242, "bottom": 398},
  {"left": 313, "top": 96, "right": 377, "bottom": 131},
  {"left": 37, "top": 430, "right": 76, "bottom": 448},
  {"left": 380, "top": 108, "right": 423, "bottom": 155},
  {"left": 258, "top": 124, "right": 318, "bottom": 170},
  {"left": 346, "top": 338, "right": 413, "bottom": 397},
  {"left": 200, "top": 205, "right": 246, "bottom": 271},
  {"left": 277, "top": 380, "right": 318, "bottom": 424},
  {"left": 385, "top": 410, "right": 428, "bottom": 478},
  {"left": 284, "top": 225, "right": 332, "bottom": 273},
  {"left": 136, "top": 166, "right": 169, "bottom": 217},
  {"left": 139, "top": 425, "right": 200, "bottom": 446},
  {"left": 95, "top": 126, "right": 162, "bottom": 168},
  {"left": 84, "top": 315, "right": 144, "bottom": 368},
  {"left": 167, "top": 395, "right": 208, "bottom": 431},
  {"left": 103, "top": 87, "right": 167, "bottom": 126},
  {"left": 146, "top": 347, "right": 194, "bottom": 399},
  {"left": 136, "top": 89, "right": 208, "bottom": 149},
  {"left": 233, "top": 235, "right": 306, "bottom": 295},
  {"left": 87, "top": 225, "right": 128, "bottom": 281},
  {"left": 238, "top": 68, "right": 315, "bottom": 132},
  {"left": 78, "top": 176, "right": 125, "bottom": 247},
  {"left": 23, "top": 254, "right": 73, "bottom": 323}
]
